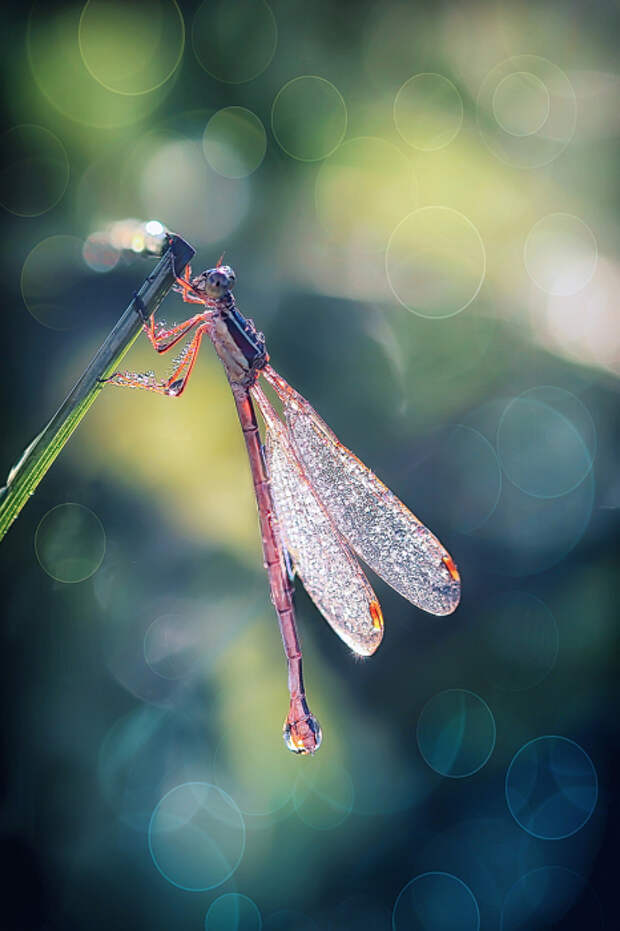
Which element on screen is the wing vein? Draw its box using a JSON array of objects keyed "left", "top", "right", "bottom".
[
  {"left": 263, "top": 367, "right": 461, "bottom": 616},
  {"left": 251, "top": 383, "right": 384, "bottom": 656}
]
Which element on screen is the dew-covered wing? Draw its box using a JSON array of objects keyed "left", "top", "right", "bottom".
[
  {"left": 251, "top": 386, "right": 384, "bottom": 656},
  {"left": 266, "top": 371, "right": 460, "bottom": 616}
]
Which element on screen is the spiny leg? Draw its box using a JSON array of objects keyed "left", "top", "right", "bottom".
[
  {"left": 102, "top": 323, "right": 209, "bottom": 397},
  {"left": 134, "top": 265, "right": 209, "bottom": 353},
  {"left": 144, "top": 311, "right": 207, "bottom": 354},
  {"left": 101, "top": 264, "right": 212, "bottom": 395}
]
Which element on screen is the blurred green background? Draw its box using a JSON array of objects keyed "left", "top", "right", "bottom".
[{"left": 0, "top": 1, "right": 618, "bottom": 929}]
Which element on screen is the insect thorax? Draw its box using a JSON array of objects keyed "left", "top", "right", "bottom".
[{"left": 213, "top": 294, "right": 268, "bottom": 387}]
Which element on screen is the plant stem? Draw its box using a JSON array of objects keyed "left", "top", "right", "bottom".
[{"left": 0, "top": 233, "right": 195, "bottom": 542}]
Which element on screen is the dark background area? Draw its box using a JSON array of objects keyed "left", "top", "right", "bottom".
[{"left": 0, "top": 1, "right": 618, "bottom": 929}]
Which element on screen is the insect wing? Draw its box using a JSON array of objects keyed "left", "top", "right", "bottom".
[
  {"left": 251, "top": 386, "right": 384, "bottom": 656},
  {"left": 265, "top": 370, "right": 460, "bottom": 616}
]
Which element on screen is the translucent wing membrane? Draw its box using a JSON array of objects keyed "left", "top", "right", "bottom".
[
  {"left": 263, "top": 367, "right": 461, "bottom": 616},
  {"left": 251, "top": 384, "right": 384, "bottom": 656}
]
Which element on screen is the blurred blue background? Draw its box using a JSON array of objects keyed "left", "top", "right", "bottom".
[{"left": 0, "top": 1, "right": 618, "bottom": 929}]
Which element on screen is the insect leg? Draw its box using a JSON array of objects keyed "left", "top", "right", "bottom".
[
  {"left": 101, "top": 323, "right": 209, "bottom": 397},
  {"left": 173, "top": 266, "right": 206, "bottom": 305},
  {"left": 143, "top": 312, "right": 207, "bottom": 354}
]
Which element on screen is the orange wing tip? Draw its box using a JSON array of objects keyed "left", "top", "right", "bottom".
[
  {"left": 369, "top": 599, "right": 384, "bottom": 630},
  {"left": 442, "top": 554, "right": 460, "bottom": 582}
]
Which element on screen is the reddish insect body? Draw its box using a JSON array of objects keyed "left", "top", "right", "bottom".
[{"left": 104, "top": 262, "right": 460, "bottom": 754}]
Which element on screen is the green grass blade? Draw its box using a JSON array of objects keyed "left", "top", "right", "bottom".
[{"left": 0, "top": 234, "right": 195, "bottom": 542}]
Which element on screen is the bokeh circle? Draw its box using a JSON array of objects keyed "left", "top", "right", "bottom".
[
  {"left": 477, "top": 55, "right": 576, "bottom": 168},
  {"left": 505, "top": 736, "right": 598, "bottom": 839},
  {"left": 82, "top": 232, "right": 121, "bottom": 273},
  {"left": 386, "top": 207, "right": 486, "bottom": 317},
  {"left": 393, "top": 872, "right": 480, "bottom": 931},
  {"left": 35, "top": 503, "right": 105, "bottom": 583},
  {"left": 524, "top": 213, "right": 598, "bottom": 296},
  {"left": 27, "top": 2, "right": 174, "bottom": 128},
  {"left": 393, "top": 73, "right": 463, "bottom": 151},
  {"left": 143, "top": 612, "right": 204, "bottom": 680},
  {"left": 417, "top": 689, "right": 496, "bottom": 778},
  {"left": 497, "top": 386, "right": 596, "bottom": 499},
  {"left": 492, "top": 72, "right": 550, "bottom": 137},
  {"left": 148, "top": 782, "right": 246, "bottom": 891},
  {"left": 271, "top": 75, "right": 347, "bottom": 161},
  {"left": 21, "top": 235, "right": 89, "bottom": 330},
  {"left": 205, "top": 893, "right": 262, "bottom": 931},
  {"left": 78, "top": 0, "right": 185, "bottom": 95},
  {"left": 202, "top": 107, "right": 267, "bottom": 178},
  {"left": 0, "top": 125, "right": 69, "bottom": 217},
  {"left": 192, "top": 0, "right": 277, "bottom": 84}
]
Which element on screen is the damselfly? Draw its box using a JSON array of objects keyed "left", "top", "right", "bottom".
[{"left": 103, "top": 262, "right": 461, "bottom": 754}]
